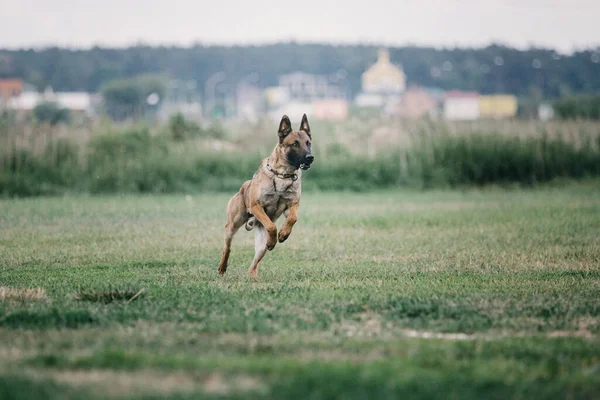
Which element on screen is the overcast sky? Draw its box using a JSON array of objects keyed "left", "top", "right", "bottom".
[{"left": 1, "top": 0, "right": 598, "bottom": 53}]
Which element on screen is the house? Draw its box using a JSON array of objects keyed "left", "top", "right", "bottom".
[
  {"left": 396, "top": 87, "right": 439, "bottom": 119},
  {"left": 312, "top": 99, "right": 349, "bottom": 121},
  {"left": 443, "top": 91, "right": 480, "bottom": 121},
  {"left": 264, "top": 86, "right": 291, "bottom": 109},
  {"left": 267, "top": 101, "right": 313, "bottom": 123},
  {"left": 265, "top": 71, "right": 347, "bottom": 122},
  {"left": 361, "top": 49, "right": 406, "bottom": 94},
  {"left": 0, "top": 79, "right": 24, "bottom": 106},
  {"left": 53, "top": 92, "right": 96, "bottom": 114},
  {"left": 355, "top": 49, "right": 406, "bottom": 109},
  {"left": 278, "top": 72, "right": 344, "bottom": 102},
  {"left": 7, "top": 92, "right": 39, "bottom": 111},
  {"left": 478, "top": 95, "right": 517, "bottom": 119},
  {"left": 235, "top": 84, "right": 262, "bottom": 122},
  {"left": 8, "top": 87, "right": 98, "bottom": 116},
  {"left": 161, "top": 79, "right": 202, "bottom": 121}
]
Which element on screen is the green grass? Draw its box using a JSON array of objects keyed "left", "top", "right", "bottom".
[{"left": 1, "top": 183, "right": 600, "bottom": 398}]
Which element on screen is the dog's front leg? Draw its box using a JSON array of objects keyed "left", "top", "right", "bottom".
[
  {"left": 250, "top": 203, "right": 277, "bottom": 250},
  {"left": 278, "top": 202, "right": 299, "bottom": 243}
]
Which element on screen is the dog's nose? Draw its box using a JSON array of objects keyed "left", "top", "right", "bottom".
[{"left": 306, "top": 154, "right": 314, "bottom": 163}]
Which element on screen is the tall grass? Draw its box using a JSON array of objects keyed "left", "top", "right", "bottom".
[{"left": 1, "top": 117, "right": 600, "bottom": 196}]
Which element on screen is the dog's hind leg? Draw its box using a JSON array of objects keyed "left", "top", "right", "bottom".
[
  {"left": 218, "top": 193, "right": 247, "bottom": 275},
  {"left": 248, "top": 224, "right": 268, "bottom": 279}
]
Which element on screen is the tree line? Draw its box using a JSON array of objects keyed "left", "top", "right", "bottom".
[{"left": 0, "top": 43, "right": 599, "bottom": 100}]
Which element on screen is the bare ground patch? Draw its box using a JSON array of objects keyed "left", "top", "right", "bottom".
[
  {"left": 28, "top": 369, "right": 264, "bottom": 398},
  {"left": 0, "top": 287, "right": 47, "bottom": 302},
  {"left": 547, "top": 319, "right": 595, "bottom": 340},
  {"left": 337, "top": 313, "right": 390, "bottom": 338}
]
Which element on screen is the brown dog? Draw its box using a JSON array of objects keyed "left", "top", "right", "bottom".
[{"left": 218, "top": 114, "right": 314, "bottom": 278}]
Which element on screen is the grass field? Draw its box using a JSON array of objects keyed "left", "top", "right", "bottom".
[{"left": 1, "top": 183, "right": 600, "bottom": 399}]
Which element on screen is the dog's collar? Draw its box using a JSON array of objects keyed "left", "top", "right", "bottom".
[{"left": 266, "top": 161, "right": 298, "bottom": 181}]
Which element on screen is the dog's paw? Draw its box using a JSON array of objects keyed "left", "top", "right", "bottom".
[
  {"left": 278, "top": 230, "right": 290, "bottom": 243},
  {"left": 266, "top": 236, "right": 277, "bottom": 251}
]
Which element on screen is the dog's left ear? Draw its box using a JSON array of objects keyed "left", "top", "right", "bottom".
[
  {"left": 278, "top": 115, "right": 292, "bottom": 142},
  {"left": 299, "top": 114, "right": 311, "bottom": 138}
]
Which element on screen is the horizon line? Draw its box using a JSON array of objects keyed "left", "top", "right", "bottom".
[{"left": 1, "top": 39, "right": 599, "bottom": 55}]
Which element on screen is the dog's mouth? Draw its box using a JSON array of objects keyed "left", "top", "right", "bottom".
[{"left": 300, "top": 163, "right": 312, "bottom": 171}]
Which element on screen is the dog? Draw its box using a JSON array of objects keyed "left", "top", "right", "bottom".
[{"left": 218, "top": 114, "right": 314, "bottom": 278}]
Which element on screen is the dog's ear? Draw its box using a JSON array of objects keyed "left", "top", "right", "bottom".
[
  {"left": 278, "top": 115, "right": 292, "bottom": 142},
  {"left": 299, "top": 114, "right": 311, "bottom": 138}
]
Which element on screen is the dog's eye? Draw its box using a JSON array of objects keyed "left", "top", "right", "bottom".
[
  {"left": 293, "top": 141, "right": 300, "bottom": 147},
  {"left": 306, "top": 141, "right": 311, "bottom": 147}
]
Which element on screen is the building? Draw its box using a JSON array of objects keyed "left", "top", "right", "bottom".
[
  {"left": 443, "top": 91, "right": 480, "bottom": 121},
  {"left": 312, "top": 99, "right": 349, "bottom": 121},
  {"left": 265, "top": 72, "right": 347, "bottom": 122},
  {"left": 161, "top": 79, "right": 202, "bottom": 121},
  {"left": 361, "top": 49, "right": 406, "bottom": 94},
  {"left": 396, "top": 87, "right": 439, "bottom": 119},
  {"left": 53, "top": 92, "right": 96, "bottom": 114},
  {"left": 267, "top": 101, "right": 313, "bottom": 123},
  {"left": 355, "top": 49, "right": 406, "bottom": 109},
  {"left": 264, "top": 86, "right": 291, "bottom": 109},
  {"left": 0, "top": 79, "right": 24, "bottom": 107},
  {"left": 7, "top": 92, "right": 39, "bottom": 111},
  {"left": 478, "top": 95, "right": 517, "bottom": 119},
  {"left": 235, "top": 84, "right": 262, "bottom": 122},
  {"left": 7, "top": 87, "right": 98, "bottom": 116},
  {"left": 278, "top": 72, "right": 344, "bottom": 102}
]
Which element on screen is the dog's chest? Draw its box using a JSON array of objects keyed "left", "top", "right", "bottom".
[{"left": 261, "top": 178, "right": 300, "bottom": 217}]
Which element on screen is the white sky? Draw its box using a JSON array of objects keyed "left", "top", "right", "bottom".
[{"left": 1, "top": 0, "right": 598, "bottom": 53}]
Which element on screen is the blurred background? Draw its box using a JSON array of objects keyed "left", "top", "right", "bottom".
[{"left": 1, "top": 0, "right": 599, "bottom": 195}]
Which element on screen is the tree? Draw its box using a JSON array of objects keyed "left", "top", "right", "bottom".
[{"left": 101, "top": 74, "right": 166, "bottom": 121}]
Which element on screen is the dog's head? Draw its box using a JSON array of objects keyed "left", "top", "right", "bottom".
[{"left": 277, "top": 114, "right": 314, "bottom": 170}]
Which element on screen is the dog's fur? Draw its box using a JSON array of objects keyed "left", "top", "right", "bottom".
[{"left": 218, "top": 114, "right": 314, "bottom": 278}]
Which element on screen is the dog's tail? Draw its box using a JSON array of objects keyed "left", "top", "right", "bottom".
[{"left": 245, "top": 216, "right": 255, "bottom": 231}]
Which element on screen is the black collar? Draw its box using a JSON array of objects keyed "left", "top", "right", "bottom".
[{"left": 266, "top": 161, "right": 298, "bottom": 181}]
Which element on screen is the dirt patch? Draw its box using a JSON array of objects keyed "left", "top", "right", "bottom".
[
  {"left": 338, "top": 313, "right": 389, "bottom": 338},
  {"left": 402, "top": 329, "right": 474, "bottom": 341},
  {"left": 35, "top": 369, "right": 263, "bottom": 397},
  {"left": 48, "top": 369, "right": 198, "bottom": 397},
  {"left": 0, "top": 287, "right": 47, "bottom": 302},
  {"left": 203, "top": 373, "right": 263, "bottom": 395},
  {"left": 547, "top": 319, "right": 595, "bottom": 339}
]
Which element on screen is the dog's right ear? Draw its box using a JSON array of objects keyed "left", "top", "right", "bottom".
[
  {"left": 299, "top": 113, "right": 311, "bottom": 138},
  {"left": 278, "top": 115, "right": 292, "bottom": 142}
]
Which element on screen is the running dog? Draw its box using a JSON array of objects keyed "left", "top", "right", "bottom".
[{"left": 218, "top": 114, "right": 314, "bottom": 278}]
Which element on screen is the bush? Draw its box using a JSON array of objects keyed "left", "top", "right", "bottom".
[
  {"left": 168, "top": 113, "right": 188, "bottom": 141},
  {"left": 204, "top": 122, "right": 226, "bottom": 140},
  {"left": 168, "top": 113, "right": 203, "bottom": 141},
  {"left": 86, "top": 128, "right": 170, "bottom": 193},
  {"left": 1, "top": 126, "right": 600, "bottom": 197},
  {"left": 0, "top": 110, "right": 17, "bottom": 129},
  {"left": 407, "top": 133, "right": 600, "bottom": 187},
  {"left": 33, "top": 102, "right": 71, "bottom": 125},
  {"left": 554, "top": 95, "right": 600, "bottom": 120}
]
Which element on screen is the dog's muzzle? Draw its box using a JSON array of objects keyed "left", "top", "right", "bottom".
[{"left": 300, "top": 154, "right": 314, "bottom": 170}]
